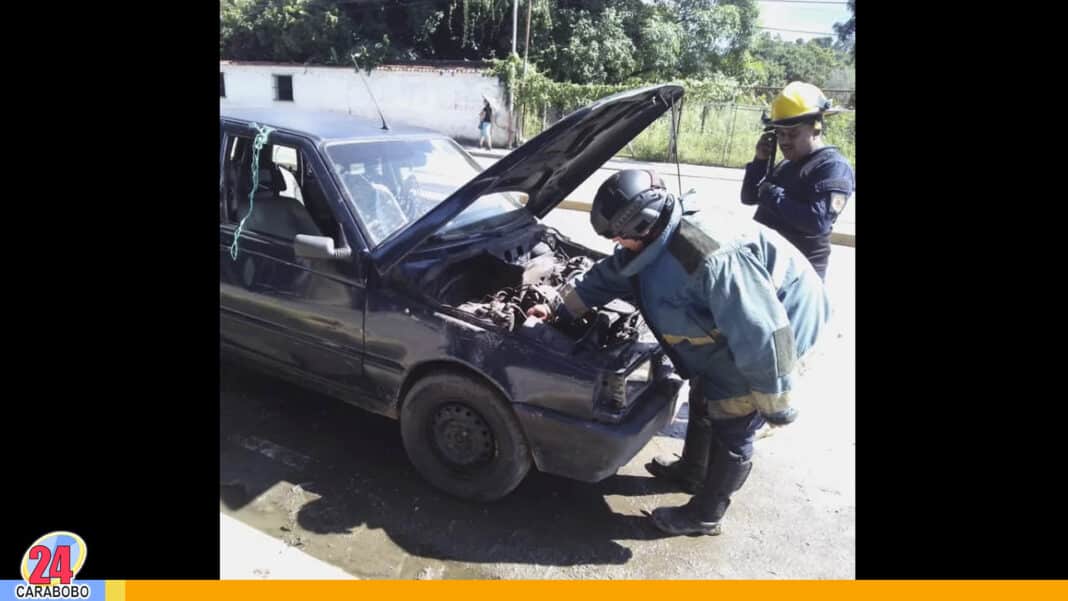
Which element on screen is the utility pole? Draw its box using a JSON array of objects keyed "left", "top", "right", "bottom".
[
  {"left": 520, "top": 0, "right": 532, "bottom": 143},
  {"left": 507, "top": 0, "right": 522, "bottom": 147},
  {"left": 523, "top": 0, "right": 532, "bottom": 78},
  {"left": 512, "top": 0, "right": 518, "bottom": 55}
]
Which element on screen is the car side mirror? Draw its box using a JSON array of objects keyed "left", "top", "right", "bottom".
[{"left": 295, "top": 225, "right": 352, "bottom": 260}]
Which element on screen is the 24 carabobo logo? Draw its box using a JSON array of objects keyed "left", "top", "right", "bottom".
[{"left": 15, "top": 532, "right": 90, "bottom": 599}]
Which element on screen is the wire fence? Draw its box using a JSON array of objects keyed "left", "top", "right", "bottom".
[{"left": 519, "top": 100, "right": 856, "bottom": 172}]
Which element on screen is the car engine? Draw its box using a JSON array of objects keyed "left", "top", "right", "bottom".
[{"left": 450, "top": 242, "right": 646, "bottom": 352}]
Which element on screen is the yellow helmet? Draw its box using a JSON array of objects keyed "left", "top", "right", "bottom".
[{"left": 763, "top": 81, "right": 840, "bottom": 129}]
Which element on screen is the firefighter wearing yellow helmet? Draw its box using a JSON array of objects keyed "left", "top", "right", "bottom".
[{"left": 740, "top": 82, "right": 854, "bottom": 280}]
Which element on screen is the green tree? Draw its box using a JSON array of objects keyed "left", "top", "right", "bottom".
[
  {"left": 220, "top": 0, "right": 764, "bottom": 82},
  {"left": 674, "top": 0, "right": 759, "bottom": 78},
  {"left": 833, "top": 0, "right": 856, "bottom": 59},
  {"left": 221, "top": 0, "right": 358, "bottom": 65},
  {"left": 751, "top": 33, "right": 842, "bottom": 89},
  {"left": 221, "top": 0, "right": 457, "bottom": 67},
  {"left": 635, "top": 10, "right": 684, "bottom": 78},
  {"left": 538, "top": 7, "right": 637, "bottom": 84},
  {"left": 401, "top": 2, "right": 446, "bottom": 57}
]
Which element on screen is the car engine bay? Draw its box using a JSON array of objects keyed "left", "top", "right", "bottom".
[{"left": 409, "top": 228, "right": 658, "bottom": 365}]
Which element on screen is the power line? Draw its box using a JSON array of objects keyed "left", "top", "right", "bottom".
[
  {"left": 757, "top": 1, "right": 849, "bottom": 5},
  {"left": 758, "top": 26, "right": 837, "bottom": 36}
]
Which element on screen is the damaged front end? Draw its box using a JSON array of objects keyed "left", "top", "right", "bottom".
[{"left": 397, "top": 225, "right": 674, "bottom": 424}]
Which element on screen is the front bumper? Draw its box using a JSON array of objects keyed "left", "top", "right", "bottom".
[{"left": 512, "top": 374, "right": 684, "bottom": 482}]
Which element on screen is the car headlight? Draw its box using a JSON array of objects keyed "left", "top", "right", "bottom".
[
  {"left": 627, "top": 359, "right": 652, "bottom": 384},
  {"left": 597, "top": 358, "right": 655, "bottom": 420}
]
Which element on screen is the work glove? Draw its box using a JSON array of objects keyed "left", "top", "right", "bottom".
[
  {"left": 764, "top": 406, "right": 799, "bottom": 428},
  {"left": 758, "top": 180, "right": 784, "bottom": 204}
]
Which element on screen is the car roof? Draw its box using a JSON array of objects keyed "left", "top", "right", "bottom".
[{"left": 220, "top": 106, "right": 448, "bottom": 143}]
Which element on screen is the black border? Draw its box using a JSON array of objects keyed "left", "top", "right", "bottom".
[
  {"left": 6, "top": 5, "right": 221, "bottom": 579},
  {"left": 7, "top": 0, "right": 1063, "bottom": 582},
  {"left": 853, "top": 1, "right": 1065, "bottom": 579}
]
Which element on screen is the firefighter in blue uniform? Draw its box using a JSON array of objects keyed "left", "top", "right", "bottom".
[
  {"left": 741, "top": 82, "right": 854, "bottom": 280},
  {"left": 527, "top": 169, "right": 831, "bottom": 536}
]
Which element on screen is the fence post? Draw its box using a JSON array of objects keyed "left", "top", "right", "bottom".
[
  {"left": 723, "top": 103, "right": 739, "bottom": 166},
  {"left": 520, "top": 103, "right": 526, "bottom": 142}
]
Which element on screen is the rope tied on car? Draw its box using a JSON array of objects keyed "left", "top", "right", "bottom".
[{"left": 230, "top": 123, "right": 276, "bottom": 260}]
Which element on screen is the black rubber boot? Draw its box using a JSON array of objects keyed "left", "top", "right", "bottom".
[
  {"left": 646, "top": 382, "right": 715, "bottom": 492},
  {"left": 645, "top": 415, "right": 715, "bottom": 493},
  {"left": 651, "top": 448, "right": 753, "bottom": 536}
]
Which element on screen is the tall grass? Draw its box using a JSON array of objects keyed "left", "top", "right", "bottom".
[{"left": 518, "top": 102, "right": 856, "bottom": 173}]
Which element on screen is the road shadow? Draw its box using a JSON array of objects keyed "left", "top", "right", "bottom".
[{"left": 220, "top": 361, "right": 686, "bottom": 570}]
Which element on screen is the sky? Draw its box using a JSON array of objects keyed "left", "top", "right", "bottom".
[{"left": 755, "top": 0, "right": 852, "bottom": 42}]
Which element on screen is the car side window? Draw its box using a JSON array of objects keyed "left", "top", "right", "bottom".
[{"left": 223, "top": 136, "right": 335, "bottom": 243}]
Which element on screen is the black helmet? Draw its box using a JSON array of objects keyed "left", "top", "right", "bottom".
[{"left": 591, "top": 169, "right": 672, "bottom": 240}]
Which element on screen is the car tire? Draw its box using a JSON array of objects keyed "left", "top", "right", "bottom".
[{"left": 400, "top": 372, "right": 532, "bottom": 502}]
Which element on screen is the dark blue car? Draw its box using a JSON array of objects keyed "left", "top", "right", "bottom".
[{"left": 220, "top": 85, "right": 686, "bottom": 501}]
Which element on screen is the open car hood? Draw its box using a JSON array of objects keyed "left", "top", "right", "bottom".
[{"left": 370, "top": 84, "right": 685, "bottom": 274}]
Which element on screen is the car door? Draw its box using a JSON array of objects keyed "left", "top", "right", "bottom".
[{"left": 219, "top": 124, "right": 373, "bottom": 397}]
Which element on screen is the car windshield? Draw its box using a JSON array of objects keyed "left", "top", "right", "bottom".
[{"left": 324, "top": 138, "right": 523, "bottom": 246}]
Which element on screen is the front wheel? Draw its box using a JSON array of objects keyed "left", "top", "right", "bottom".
[{"left": 400, "top": 373, "right": 531, "bottom": 501}]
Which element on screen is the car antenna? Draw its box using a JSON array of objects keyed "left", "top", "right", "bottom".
[{"left": 351, "top": 53, "right": 390, "bottom": 131}]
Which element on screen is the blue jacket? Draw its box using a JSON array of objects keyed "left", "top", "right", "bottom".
[
  {"left": 741, "top": 146, "right": 854, "bottom": 279},
  {"left": 557, "top": 199, "right": 831, "bottom": 406}
]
